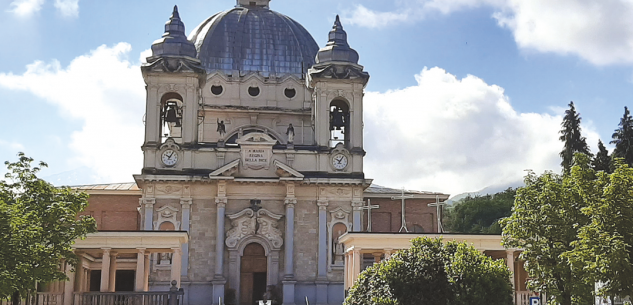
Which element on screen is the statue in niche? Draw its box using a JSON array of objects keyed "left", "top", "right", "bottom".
[
  {"left": 217, "top": 118, "right": 226, "bottom": 138},
  {"left": 286, "top": 123, "right": 295, "bottom": 143},
  {"left": 159, "top": 252, "right": 172, "bottom": 265},
  {"left": 331, "top": 223, "right": 347, "bottom": 265}
]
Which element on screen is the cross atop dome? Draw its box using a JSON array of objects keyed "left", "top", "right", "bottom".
[{"left": 236, "top": 0, "right": 270, "bottom": 9}]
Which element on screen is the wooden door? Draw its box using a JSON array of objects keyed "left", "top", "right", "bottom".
[{"left": 240, "top": 243, "right": 267, "bottom": 305}]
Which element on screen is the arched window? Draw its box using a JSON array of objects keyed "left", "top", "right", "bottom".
[
  {"left": 329, "top": 99, "right": 350, "bottom": 147},
  {"left": 160, "top": 93, "right": 183, "bottom": 143}
]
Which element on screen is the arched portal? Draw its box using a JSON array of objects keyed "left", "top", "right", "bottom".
[{"left": 240, "top": 243, "right": 267, "bottom": 305}]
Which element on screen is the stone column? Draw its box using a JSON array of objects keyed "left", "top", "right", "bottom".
[
  {"left": 351, "top": 200, "right": 363, "bottom": 232},
  {"left": 316, "top": 200, "right": 328, "bottom": 305},
  {"left": 63, "top": 263, "right": 75, "bottom": 305},
  {"left": 100, "top": 248, "right": 111, "bottom": 292},
  {"left": 180, "top": 198, "right": 192, "bottom": 277},
  {"left": 108, "top": 251, "right": 117, "bottom": 292},
  {"left": 373, "top": 252, "right": 382, "bottom": 264},
  {"left": 352, "top": 249, "right": 361, "bottom": 284},
  {"left": 144, "top": 252, "right": 150, "bottom": 291},
  {"left": 135, "top": 248, "right": 146, "bottom": 291},
  {"left": 171, "top": 248, "right": 182, "bottom": 287},
  {"left": 384, "top": 249, "right": 392, "bottom": 260},
  {"left": 282, "top": 197, "right": 297, "bottom": 305},
  {"left": 142, "top": 198, "right": 156, "bottom": 231},
  {"left": 506, "top": 250, "right": 516, "bottom": 291},
  {"left": 75, "top": 256, "right": 85, "bottom": 293},
  {"left": 344, "top": 252, "right": 349, "bottom": 290},
  {"left": 212, "top": 197, "right": 227, "bottom": 305}
]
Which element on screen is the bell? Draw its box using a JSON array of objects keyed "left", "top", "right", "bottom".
[{"left": 164, "top": 105, "right": 181, "bottom": 127}]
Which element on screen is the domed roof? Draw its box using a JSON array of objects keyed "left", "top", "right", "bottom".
[{"left": 188, "top": 4, "right": 320, "bottom": 77}]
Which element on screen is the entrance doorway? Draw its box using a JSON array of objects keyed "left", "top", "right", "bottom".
[{"left": 240, "top": 243, "right": 267, "bottom": 305}]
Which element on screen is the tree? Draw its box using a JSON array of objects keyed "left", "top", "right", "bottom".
[
  {"left": 444, "top": 188, "right": 516, "bottom": 234},
  {"left": 501, "top": 154, "right": 595, "bottom": 305},
  {"left": 568, "top": 158, "right": 633, "bottom": 300},
  {"left": 592, "top": 139, "right": 611, "bottom": 173},
  {"left": 611, "top": 106, "right": 633, "bottom": 166},
  {"left": 0, "top": 153, "right": 96, "bottom": 300},
  {"left": 344, "top": 237, "right": 513, "bottom": 305},
  {"left": 559, "top": 101, "right": 592, "bottom": 174}
]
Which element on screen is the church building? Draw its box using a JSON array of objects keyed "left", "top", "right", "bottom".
[{"left": 36, "top": 1, "right": 534, "bottom": 305}]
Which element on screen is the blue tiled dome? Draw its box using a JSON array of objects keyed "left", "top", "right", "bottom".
[{"left": 188, "top": 6, "right": 319, "bottom": 77}]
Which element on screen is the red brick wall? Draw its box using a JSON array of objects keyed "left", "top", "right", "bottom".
[
  {"left": 363, "top": 197, "right": 438, "bottom": 233},
  {"left": 79, "top": 194, "right": 141, "bottom": 231}
]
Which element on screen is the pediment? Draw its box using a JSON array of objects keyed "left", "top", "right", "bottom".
[
  {"left": 209, "top": 159, "right": 239, "bottom": 178},
  {"left": 274, "top": 160, "right": 304, "bottom": 179}
]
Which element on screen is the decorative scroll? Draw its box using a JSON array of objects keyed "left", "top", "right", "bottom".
[{"left": 226, "top": 208, "right": 284, "bottom": 250}]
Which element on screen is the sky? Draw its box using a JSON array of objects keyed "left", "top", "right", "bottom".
[{"left": 0, "top": 0, "right": 632, "bottom": 196}]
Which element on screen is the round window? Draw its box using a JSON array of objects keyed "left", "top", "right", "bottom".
[
  {"left": 211, "top": 85, "right": 223, "bottom": 96},
  {"left": 284, "top": 88, "right": 296, "bottom": 99},
  {"left": 248, "top": 86, "right": 260, "bottom": 97}
]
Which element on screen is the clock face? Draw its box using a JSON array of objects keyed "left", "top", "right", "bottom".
[
  {"left": 161, "top": 149, "right": 178, "bottom": 167},
  {"left": 332, "top": 154, "right": 348, "bottom": 170}
]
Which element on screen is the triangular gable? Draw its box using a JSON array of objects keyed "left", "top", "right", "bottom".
[
  {"left": 209, "top": 159, "right": 240, "bottom": 178},
  {"left": 273, "top": 160, "right": 304, "bottom": 179}
]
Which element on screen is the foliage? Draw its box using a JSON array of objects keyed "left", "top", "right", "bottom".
[
  {"left": 502, "top": 154, "right": 600, "bottom": 305},
  {"left": 568, "top": 158, "right": 633, "bottom": 299},
  {"left": 344, "top": 237, "right": 513, "bottom": 305},
  {"left": 559, "top": 101, "right": 592, "bottom": 174},
  {"left": 444, "top": 188, "right": 516, "bottom": 234},
  {"left": 592, "top": 139, "right": 611, "bottom": 173},
  {"left": 611, "top": 106, "right": 633, "bottom": 166},
  {"left": 0, "top": 153, "right": 96, "bottom": 299}
]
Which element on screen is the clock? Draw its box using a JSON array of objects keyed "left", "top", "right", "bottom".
[
  {"left": 332, "top": 153, "right": 348, "bottom": 170},
  {"left": 161, "top": 149, "right": 178, "bottom": 167}
]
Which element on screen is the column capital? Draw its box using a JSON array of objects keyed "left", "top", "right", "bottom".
[
  {"left": 109, "top": 251, "right": 118, "bottom": 257},
  {"left": 101, "top": 248, "right": 111, "bottom": 255},
  {"left": 284, "top": 198, "right": 297, "bottom": 207},
  {"left": 172, "top": 247, "right": 182, "bottom": 255},
  {"left": 180, "top": 198, "right": 193, "bottom": 208},
  {"left": 317, "top": 200, "right": 328, "bottom": 210},
  {"left": 136, "top": 248, "right": 146, "bottom": 254},
  {"left": 351, "top": 200, "right": 364, "bottom": 210},
  {"left": 140, "top": 198, "right": 156, "bottom": 207},
  {"left": 215, "top": 197, "right": 227, "bottom": 208}
]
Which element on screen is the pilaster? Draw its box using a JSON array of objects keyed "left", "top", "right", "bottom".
[
  {"left": 141, "top": 198, "right": 156, "bottom": 231},
  {"left": 351, "top": 200, "right": 363, "bottom": 232},
  {"left": 180, "top": 197, "right": 192, "bottom": 277}
]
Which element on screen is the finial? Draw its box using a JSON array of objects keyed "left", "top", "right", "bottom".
[{"left": 172, "top": 5, "right": 180, "bottom": 19}]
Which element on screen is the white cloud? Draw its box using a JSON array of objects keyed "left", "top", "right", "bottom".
[
  {"left": 8, "top": 0, "right": 45, "bottom": 17},
  {"left": 363, "top": 67, "right": 601, "bottom": 195},
  {"left": 344, "top": 0, "right": 633, "bottom": 66},
  {"left": 0, "top": 43, "right": 145, "bottom": 184},
  {"left": 54, "top": 0, "right": 78, "bottom": 18},
  {"left": 0, "top": 140, "right": 25, "bottom": 151}
]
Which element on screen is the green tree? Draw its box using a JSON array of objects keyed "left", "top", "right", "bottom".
[
  {"left": 611, "top": 107, "right": 633, "bottom": 166},
  {"left": 344, "top": 237, "right": 513, "bottom": 305},
  {"left": 592, "top": 139, "right": 611, "bottom": 173},
  {"left": 0, "top": 153, "right": 96, "bottom": 300},
  {"left": 559, "top": 101, "right": 592, "bottom": 174},
  {"left": 568, "top": 158, "right": 633, "bottom": 300},
  {"left": 501, "top": 154, "right": 595, "bottom": 305},
  {"left": 444, "top": 188, "right": 516, "bottom": 234}
]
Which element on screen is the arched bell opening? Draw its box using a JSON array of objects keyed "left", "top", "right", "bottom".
[
  {"left": 329, "top": 99, "right": 350, "bottom": 148},
  {"left": 160, "top": 92, "right": 183, "bottom": 143}
]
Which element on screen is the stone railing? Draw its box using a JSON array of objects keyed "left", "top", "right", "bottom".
[
  {"left": 1, "top": 293, "right": 63, "bottom": 305},
  {"left": 73, "top": 281, "right": 183, "bottom": 305}
]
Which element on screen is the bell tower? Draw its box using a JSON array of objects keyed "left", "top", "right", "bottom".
[
  {"left": 140, "top": 6, "right": 206, "bottom": 173},
  {"left": 308, "top": 16, "right": 369, "bottom": 171}
]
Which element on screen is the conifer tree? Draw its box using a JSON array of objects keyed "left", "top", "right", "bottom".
[
  {"left": 610, "top": 106, "right": 633, "bottom": 166},
  {"left": 592, "top": 140, "right": 611, "bottom": 173},
  {"left": 559, "top": 101, "right": 591, "bottom": 174}
]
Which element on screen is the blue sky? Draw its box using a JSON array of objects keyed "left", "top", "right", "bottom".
[{"left": 1, "top": 0, "right": 632, "bottom": 195}]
